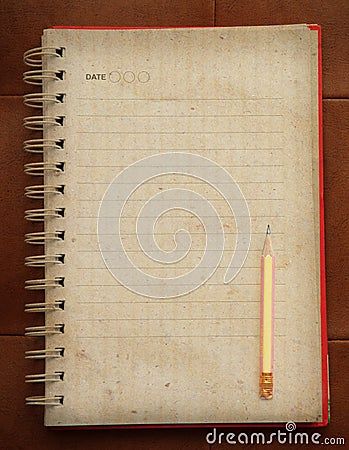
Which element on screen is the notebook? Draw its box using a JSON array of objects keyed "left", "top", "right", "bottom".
[{"left": 23, "top": 25, "right": 328, "bottom": 427}]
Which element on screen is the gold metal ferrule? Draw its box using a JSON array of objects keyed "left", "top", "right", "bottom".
[{"left": 260, "top": 372, "right": 273, "bottom": 399}]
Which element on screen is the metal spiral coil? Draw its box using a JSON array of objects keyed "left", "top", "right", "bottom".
[
  {"left": 24, "top": 45, "right": 66, "bottom": 406},
  {"left": 25, "top": 254, "right": 65, "bottom": 267},
  {"left": 25, "top": 231, "right": 65, "bottom": 245},
  {"left": 24, "top": 161, "right": 64, "bottom": 176},
  {"left": 23, "top": 69, "right": 65, "bottom": 85},
  {"left": 25, "top": 348, "right": 65, "bottom": 359},
  {"left": 23, "top": 46, "right": 64, "bottom": 67},
  {"left": 25, "top": 324, "right": 64, "bottom": 337},
  {"left": 25, "top": 372, "right": 64, "bottom": 383},
  {"left": 25, "top": 300, "right": 65, "bottom": 313},
  {"left": 24, "top": 184, "right": 65, "bottom": 199},
  {"left": 25, "top": 277, "right": 65, "bottom": 290},
  {"left": 25, "top": 396, "right": 64, "bottom": 406},
  {"left": 23, "top": 115, "right": 64, "bottom": 130},
  {"left": 25, "top": 208, "right": 65, "bottom": 222},
  {"left": 23, "top": 93, "right": 65, "bottom": 108},
  {"left": 23, "top": 138, "right": 65, "bottom": 154}
]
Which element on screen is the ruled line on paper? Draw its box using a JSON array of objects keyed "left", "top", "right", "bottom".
[
  {"left": 76, "top": 131, "right": 284, "bottom": 135},
  {"left": 76, "top": 163, "right": 283, "bottom": 168},
  {"left": 76, "top": 181, "right": 285, "bottom": 185},
  {"left": 76, "top": 97, "right": 284, "bottom": 101},
  {"left": 76, "top": 147, "right": 284, "bottom": 151},
  {"left": 76, "top": 317, "right": 286, "bottom": 338},
  {"left": 76, "top": 249, "right": 285, "bottom": 253},
  {"left": 76, "top": 114, "right": 284, "bottom": 118},
  {"left": 74, "top": 283, "right": 286, "bottom": 287},
  {"left": 78, "top": 199, "right": 285, "bottom": 203},
  {"left": 76, "top": 318, "right": 286, "bottom": 322},
  {"left": 75, "top": 266, "right": 282, "bottom": 270},
  {"left": 77, "top": 335, "right": 287, "bottom": 339},
  {"left": 77, "top": 300, "right": 287, "bottom": 304},
  {"left": 77, "top": 216, "right": 282, "bottom": 220},
  {"left": 77, "top": 202, "right": 285, "bottom": 218},
  {"left": 77, "top": 117, "right": 284, "bottom": 133},
  {"left": 76, "top": 248, "right": 284, "bottom": 253},
  {"left": 76, "top": 232, "right": 285, "bottom": 236},
  {"left": 76, "top": 300, "right": 261, "bottom": 304},
  {"left": 76, "top": 214, "right": 285, "bottom": 218}
]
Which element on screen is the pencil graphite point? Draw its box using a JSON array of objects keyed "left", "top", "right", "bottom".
[{"left": 266, "top": 224, "right": 271, "bottom": 235}]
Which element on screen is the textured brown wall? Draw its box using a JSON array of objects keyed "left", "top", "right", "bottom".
[{"left": 0, "top": 1, "right": 348, "bottom": 448}]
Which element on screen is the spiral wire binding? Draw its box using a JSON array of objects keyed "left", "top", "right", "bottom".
[
  {"left": 25, "top": 324, "right": 65, "bottom": 337},
  {"left": 26, "top": 372, "right": 65, "bottom": 383},
  {"left": 25, "top": 396, "right": 64, "bottom": 406},
  {"left": 24, "top": 138, "right": 65, "bottom": 154},
  {"left": 23, "top": 69, "right": 65, "bottom": 85},
  {"left": 24, "top": 46, "right": 65, "bottom": 406},
  {"left": 25, "top": 348, "right": 65, "bottom": 359},
  {"left": 24, "top": 185, "right": 65, "bottom": 199},
  {"left": 24, "top": 161, "right": 65, "bottom": 176},
  {"left": 25, "top": 231, "right": 65, "bottom": 245},
  {"left": 23, "top": 47, "right": 64, "bottom": 67},
  {"left": 23, "top": 93, "right": 65, "bottom": 108},
  {"left": 25, "top": 300, "right": 65, "bottom": 313},
  {"left": 25, "top": 208, "right": 65, "bottom": 222},
  {"left": 25, "top": 254, "right": 65, "bottom": 267},
  {"left": 23, "top": 115, "right": 65, "bottom": 130}
]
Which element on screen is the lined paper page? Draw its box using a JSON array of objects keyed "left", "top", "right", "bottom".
[{"left": 42, "top": 26, "right": 322, "bottom": 425}]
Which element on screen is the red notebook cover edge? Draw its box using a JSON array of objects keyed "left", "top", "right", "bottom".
[{"left": 307, "top": 24, "right": 329, "bottom": 428}]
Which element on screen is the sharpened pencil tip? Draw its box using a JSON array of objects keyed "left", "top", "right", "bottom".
[{"left": 266, "top": 224, "right": 271, "bottom": 235}]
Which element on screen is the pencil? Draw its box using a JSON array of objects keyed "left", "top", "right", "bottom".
[{"left": 259, "top": 224, "right": 275, "bottom": 399}]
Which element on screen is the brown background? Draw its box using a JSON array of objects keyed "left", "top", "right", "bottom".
[{"left": 0, "top": 1, "right": 348, "bottom": 449}]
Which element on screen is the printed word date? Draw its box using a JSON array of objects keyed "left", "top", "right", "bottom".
[
  {"left": 84, "top": 71, "right": 150, "bottom": 83},
  {"left": 85, "top": 73, "right": 107, "bottom": 80}
]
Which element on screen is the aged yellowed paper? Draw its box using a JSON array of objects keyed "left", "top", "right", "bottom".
[{"left": 40, "top": 25, "right": 322, "bottom": 426}]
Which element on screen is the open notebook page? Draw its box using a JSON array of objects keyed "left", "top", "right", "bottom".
[{"left": 42, "top": 25, "right": 322, "bottom": 426}]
